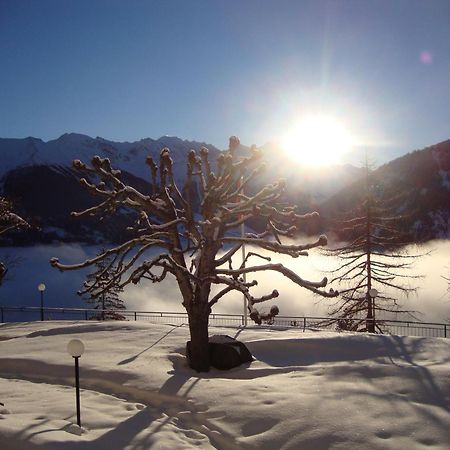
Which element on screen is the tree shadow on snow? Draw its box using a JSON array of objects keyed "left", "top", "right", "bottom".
[
  {"left": 246, "top": 334, "right": 445, "bottom": 367},
  {"left": 117, "top": 323, "right": 185, "bottom": 366},
  {"left": 25, "top": 322, "right": 137, "bottom": 338}
]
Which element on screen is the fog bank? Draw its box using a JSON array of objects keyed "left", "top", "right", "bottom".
[{"left": 0, "top": 240, "right": 449, "bottom": 323}]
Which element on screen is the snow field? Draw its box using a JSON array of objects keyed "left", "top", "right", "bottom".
[{"left": 0, "top": 320, "right": 449, "bottom": 449}]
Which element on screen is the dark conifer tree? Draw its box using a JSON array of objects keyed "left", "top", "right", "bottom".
[
  {"left": 444, "top": 272, "right": 450, "bottom": 321},
  {"left": 79, "top": 250, "right": 126, "bottom": 320}
]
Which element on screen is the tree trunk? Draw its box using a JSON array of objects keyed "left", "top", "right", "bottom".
[
  {"left": 366, "top": 291, "right": 375, "bottom": 333},
  {"left": 187, "top": 304, "right": 210, "bottom": 372},
  {"left": 365, "top": 196, "right": 375, "bottom": 333}
]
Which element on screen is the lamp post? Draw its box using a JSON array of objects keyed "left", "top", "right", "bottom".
[
  {"left": 38, "top": 283, "right": 46, "bottom": 321},
  {"left": 369, "top": 288, "right": 378, "bottom": 332},
  {"left": 67, "top": 339, "right": 85, "bottom": 427}
]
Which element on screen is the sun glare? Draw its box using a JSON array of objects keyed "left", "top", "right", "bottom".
[{"left": 281, "top": 115, "right": 353, "bottom": 166}]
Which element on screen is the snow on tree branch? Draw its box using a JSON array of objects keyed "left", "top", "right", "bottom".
[
  {"left": 0, "top": 198, "right": 29, "bottom": 237},
  {"left": 0, "top": 197, "right": 29, "bottom": 285}
]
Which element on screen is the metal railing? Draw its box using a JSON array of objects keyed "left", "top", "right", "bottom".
[{"left": 0, "top": 306, "right": 448, "bottom": 338}]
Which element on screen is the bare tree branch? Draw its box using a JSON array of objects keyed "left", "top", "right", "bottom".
[{"left": 51, "top": 136, "right": 337, "bottom": 371}]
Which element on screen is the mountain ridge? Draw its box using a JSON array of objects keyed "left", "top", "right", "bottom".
[
  {"left": 319, "top": 139, "right": 450, "bottom": 240},
  {"left": 0, "top": 133, "right": 448, "bottom": 243}
]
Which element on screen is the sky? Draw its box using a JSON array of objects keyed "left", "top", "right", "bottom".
[{"left": 1, "top": 0, "right": 449, "bottom": 164}]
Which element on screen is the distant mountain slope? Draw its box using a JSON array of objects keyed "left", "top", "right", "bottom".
[
  {"left": 1, "top": 165, "right": 152, "bottom": 244},
  {"left": 0, "top": 133, "right": 448, "bottom": 243},
  {"left": 320, "top": 139, "right": 450, "bottom": 240},
  {"left": 257, "top": 141, "right": 365, "bottom": 209}
]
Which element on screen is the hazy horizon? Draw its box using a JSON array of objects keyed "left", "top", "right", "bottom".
[{"left": 0, "top": 240, "right": 448, "bottom": 324}]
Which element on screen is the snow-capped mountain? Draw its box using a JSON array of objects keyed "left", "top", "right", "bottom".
[
  {"left": 0, "top": 133, "right": 222, "bottom": 243},
  {"left": 0, "top": 133, "right": 221, "bottom": 187},
  {"left": 0, "top": 133, "right": 448, "bottom": 244}
]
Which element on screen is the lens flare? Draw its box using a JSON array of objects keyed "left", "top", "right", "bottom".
[{"left": 420, "top": 51, "right": 433, "bottom": 65}]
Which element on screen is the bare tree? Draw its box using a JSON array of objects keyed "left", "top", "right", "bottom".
[
  {"left": 80, "top": 249, "right": 126, "bottom": 320},
  {"left": 443, "top": 271, "right": 450, "bottom": 323},
  {"left": 323, "top": 164, "right": 422, "bottom": 333},
  {"left": 0, "top": 197, "right": 28, "bottom": 285},
  {"left": 51, "top": 136, "right": 337, "bottom": 371}
]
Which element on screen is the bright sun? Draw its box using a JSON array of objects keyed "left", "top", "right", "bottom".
[{"left": 281, "top": 115, "right": 353, "bottom": 166}]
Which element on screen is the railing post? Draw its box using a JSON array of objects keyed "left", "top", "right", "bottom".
[
  {"left": 303, "top": 317, "right": 306, "bottom": 332},
  {"left": 445, "top": 324, "right": 447, "bottom": 338},
  {"left": 134, "top": 311, "right": 137, "bottom": 321},
  {"left": 1, "top": 307, "right": 3, "bottom": 323},
  {"left": 85, "top": 310, "right": 88, "bottom": 320}
]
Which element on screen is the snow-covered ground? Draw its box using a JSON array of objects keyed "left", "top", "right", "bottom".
[{"left": 0, "top": 320, "right": 449, "bottom": 449}]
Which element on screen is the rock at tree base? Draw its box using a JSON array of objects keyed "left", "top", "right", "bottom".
[
  {"left": 209, "top": 335, "right": 253, "bottom": 370},
  {"left": 186, "top": 335, "right": 253, "bottom": 371}
]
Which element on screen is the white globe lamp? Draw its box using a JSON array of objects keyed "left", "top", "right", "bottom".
[{"left": 67, "top": 339, "right": 85, "bottom": 358}]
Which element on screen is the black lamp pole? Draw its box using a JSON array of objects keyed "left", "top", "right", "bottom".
[
  {"left": 40, "top": 290, "right": 44, "bottom": 321},
  {"left": 74, "top": 356, "right": 81, "bottom": 427},
  {"left": 38, "top": 283, "right": 46, "bottom": 321},
  {"left": 67, "top": 339, "right": 84, "bottom": 429}
]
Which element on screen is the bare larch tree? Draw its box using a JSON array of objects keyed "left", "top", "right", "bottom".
[
  {"left": 0, "top": 197, "right": 28, "bottom": 285},
  {"left": 80, "top": 249, "right": 126, "bottom": 320},
  {"left": 443, "top": 271, "right": 450, "bottom": 322},
  {"left": 51, "top": 136, "right": 337, "bottom": 371},
  {"left": 324, "top": 164, "right": 422, "bottom": 333}
]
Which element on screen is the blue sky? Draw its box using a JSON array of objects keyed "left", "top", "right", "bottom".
[{"left": 1, "top": 0, "right": 449, "bottom": 163}]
